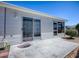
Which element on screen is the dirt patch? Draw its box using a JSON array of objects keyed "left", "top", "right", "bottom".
[{"left": 64, "top": 37, "right": 79, "bottom": 44}]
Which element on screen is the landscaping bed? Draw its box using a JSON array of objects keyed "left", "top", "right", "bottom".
[
  {"left": 0, "top": 41, "right": 10, "bottom": 58},
  {"left": 0, "top": 50, "right": 9, "bottom": 58}
]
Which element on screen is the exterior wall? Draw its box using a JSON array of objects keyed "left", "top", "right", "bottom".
[
  {"left": 5, "top": 8, "right": 22, "bottom": 45},
  {"left": 0, "top": 7, "right": 22, "bottom": 44},
  {"left": 0, "top": 7, "right": 4, "bottom": 41},
  {"left": 0, "top": 7, "right": 65, "bottom": 45},
  {"left": 41, "top": 17, "right": 53, "bottom": 39},
  {"left": 19, "top": 10, "right": 54, "bottom": 40},
  {"left": 5, "top": 7, "right": 55, "bottom": 42}
]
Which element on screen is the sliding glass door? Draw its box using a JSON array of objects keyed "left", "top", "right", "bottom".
[
  {"left": 23, "top": 17, "right": 41, "bottom": 41},
  {"left": 53, "top": 22, "right": 57, "bottom": 35},
  {"left": 23, "top": 17, "right": 33, "bottom": 41},
  {"left": 34, "top": 20, "right": 41, "bottom": 37}
]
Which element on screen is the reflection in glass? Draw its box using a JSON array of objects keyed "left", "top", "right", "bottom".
[
  {"left": 53, "top": 22, "right": 57, "bottom": 30},
  {"left": 34, "top": 20, "right": 41, "bottom": 36},
  {"left": 23, "top": 17, "right": 33, "bottom": 37},
  {"left": 58, "top": 22, "right": 64, "bottom": 33}
]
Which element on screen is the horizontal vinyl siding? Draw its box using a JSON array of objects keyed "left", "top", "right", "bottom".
[
  {"left": 41, "top": 18, "right": 53, "bottom": 39},
  {"left": 0, "top": 7, "right": 4, "bottom": 36},
  {"left": 6, "top": 8, "right": 22, "bottom": 35},
  {"left": 0, "top": 7, "right": 4, "bottom": 41},
  {"left": 5, "top": 8, "right": 22, "bottom": 45},
  {"left": 19, "top": 10, "right": 54, "bottom": 40},
  {"left": 0, "top": 7, "right": 65, "bottom": 45}
]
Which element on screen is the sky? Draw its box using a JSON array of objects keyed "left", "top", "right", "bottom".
[{"left": 4, "top": 1, "right": 79, "bottom": 26}]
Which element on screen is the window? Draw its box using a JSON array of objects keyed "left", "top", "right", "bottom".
[
  {"left": 53, "top": 21, "right": 64, "bottom": 35},
  {"left": 53, "top": 22, "right": 57, "bottom": 30},
  {"left": 34, "top": 20, "right": 41, "bottom": 37},
  {"left": 53, "top": 22, "right": 57, "bottom": 35},
  {"left": 58, "top": 22, "right": 64, "bottom": 33}
]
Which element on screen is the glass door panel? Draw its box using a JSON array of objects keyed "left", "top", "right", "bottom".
[
  {"left": 23, "top": 17, "right": 33, "bottom": 41},
  {"left": 34, "top": 20, "right": 41, "bottom": 37}
]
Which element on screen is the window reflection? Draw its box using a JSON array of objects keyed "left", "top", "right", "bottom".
[
  {"left": 23, "top": 17, "right": 33, "bottom": 37},
  {"left": 58, "top": 22, "right": 64, "bottom": 33},
  {"left": 53, "top": 22, "right": 64, "bottom": 35},
  {"left": 53, "top": 22, "right": 57, "bottom": 35},
  {"left": 53, "top": 22, "right": 57, "bottom": 30},
  {"left": 23, "top": 17, "right": 41, "bottom": 38},
  {"left": 34, "top": 20, "right": 41, "bottom": 37}
]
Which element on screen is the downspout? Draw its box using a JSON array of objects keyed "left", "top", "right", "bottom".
[
  {"left": 32, "top": 19, "right": 34, "bottom": 40},
  {"left": 3, "top": 7, "right": 6, "bottom": 40}
]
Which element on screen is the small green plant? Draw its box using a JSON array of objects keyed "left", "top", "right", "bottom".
[
  {"left": 4, "top": 41, "right": 10, "bottom": 50},
  {"left": 65, "top": 29, "right": 77, "bottom": 39},
  {"left": 0, "top": 42, "right": 5, "bottom": 51},
  {"left": 0, "top": 40, "right": 10, "bottom": 51}
]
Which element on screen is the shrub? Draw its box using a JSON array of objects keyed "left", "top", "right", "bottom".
[
  {"left": 75, "top": 24, "right": 79, "bottom": 36},
  {"left": 65, "top": 29, "right": 77, "bottom": 39}
]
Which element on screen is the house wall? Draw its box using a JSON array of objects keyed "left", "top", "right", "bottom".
[
  {"left": 41, "top": 17, "right": 53, "bottom": 39},
  {"left": 17, "top": 8, "right": 54, "bottom": 40},
  {"left": 0, "top": 7, "right": 23, "bottom": 45},
  {"left": 0, "top": 7, "right": 65, "bottom": 45},
  {"left": 19, "top": 9, "right": 54, "bottom": 40},
  {"left": 0, "top": 7, "right": 4, "bottom": 41},
  {"left": 5, "top": 8, "right": 22, "bottom": 45}
]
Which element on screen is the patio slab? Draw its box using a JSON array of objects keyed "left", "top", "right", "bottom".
[{"left": 8, "top": 38, "right": 79, "bottom": 58}]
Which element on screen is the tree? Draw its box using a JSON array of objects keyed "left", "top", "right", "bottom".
[
  {"left": 65, "top": 29, "right": 77, "bottom": 39},
  {"left": 75, "top": 24, "right": 79, "bottom": 36}
]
